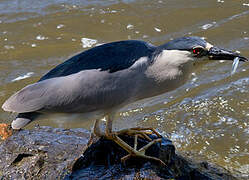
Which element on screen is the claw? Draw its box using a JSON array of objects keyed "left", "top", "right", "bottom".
[
  {"left": 138, "top": 138, "right": 162, "bottom": 154},
  {"left": 134, "top": 134, "right": 138, "bottom": 151},
  {"left": 121, "top": 154, "right": 131, "bottom": 163},
  {"left": 140, "top": 133, "right": 152, "bottom": 141}
]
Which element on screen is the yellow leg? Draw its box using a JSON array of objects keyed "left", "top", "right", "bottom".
[
  {"left": 93, "top": 118, "right": 104, "bottom": 136},
  {"left": 87, "top": 119, "right": 103, "bottom": 147}
]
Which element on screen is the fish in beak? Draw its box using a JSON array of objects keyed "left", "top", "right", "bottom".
[
  {"left": 208, "top": 46, "right": 248, "bottom": 62},
  {"left": 208, "top": 46, "right": 248, "bottom": 75}
]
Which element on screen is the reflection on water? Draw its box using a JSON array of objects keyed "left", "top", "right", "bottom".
[{"left": 0, "top": 0, "right": 248, "bottom": 176}]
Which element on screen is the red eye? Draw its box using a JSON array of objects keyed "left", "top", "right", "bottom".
[
  {"left": 193, "top": 48, "right": 201, "bottom": 54},
  {"left": 193, "top": 48, "right": 200, "bottom": 54}
]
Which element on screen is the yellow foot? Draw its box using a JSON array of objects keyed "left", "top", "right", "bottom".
[
  {"left": 0, "top": 123, "right": 13, "bottom": 140},
  {"left": 120, "top": 135, "right": 165, "bottom": 165},
  {"left": 116, "top": 127, "right": 162, "bottom": 142},
  {"left": 105, "top": 127, "right": 165, "bottom": 166}
]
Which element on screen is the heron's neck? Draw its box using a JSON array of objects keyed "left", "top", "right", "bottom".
[
  {"left": 146, "top": 50, "right": 192, "bottom": 82},
  {"left": 131, "top": 50, "right": 193, "bottom": 100}
]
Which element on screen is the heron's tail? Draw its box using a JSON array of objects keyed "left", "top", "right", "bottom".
[
  {"left": 11, "top": 117, "right": 31, "bottom": 129},
  {"left": 11, "top": 112, "right": 40, "bottom": 129}
]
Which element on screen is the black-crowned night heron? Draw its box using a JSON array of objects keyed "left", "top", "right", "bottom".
[{"left": 2, "top": 36, "right": 248, "bottom": 164}]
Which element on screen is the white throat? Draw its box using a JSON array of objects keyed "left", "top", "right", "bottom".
[{"left": 146, "top": 50, "right": 193, "bottom": 82}]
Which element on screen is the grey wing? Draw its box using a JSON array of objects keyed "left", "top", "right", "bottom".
[
  {"left": 2, "top": 78, "right": 67, "bottom": 113},
  {"left": 2, "top": 40, "right": 156, "bottom": 113}
]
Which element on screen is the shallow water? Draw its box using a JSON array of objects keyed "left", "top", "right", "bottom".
[{"left": 0, "top": 0, "right": 248, "bottom": 175}]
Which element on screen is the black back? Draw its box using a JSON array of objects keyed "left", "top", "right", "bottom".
[
  {"left": 39, "top": 40, "right": 156, "bottom": 81},
  {"left": 159, "top": 36, "right": 207, "bottom": 51}
]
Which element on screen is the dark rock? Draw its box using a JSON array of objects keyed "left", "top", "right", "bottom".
[
  {"left": 67, "top": 135, "right": 241, "bottom": 180},
  {"left": 0, "top": 126, "right": 245, "bottom": 180},
  {"left": 0, "top": 126, "right": 90, "bottom": 179}
]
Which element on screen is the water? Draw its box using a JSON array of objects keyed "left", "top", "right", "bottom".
[{"left": 0, "top": 0, "right": 248, "bottom": 176}]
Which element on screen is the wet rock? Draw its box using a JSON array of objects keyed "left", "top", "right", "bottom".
[
  {"left": 0, "top": 126, "right": 245, "bottom": 179},
  {"left": 67, "top": 135, "right": 241, "bottom": 180},
  {"left": 0, "top": 126, "right": 90, "bottom": 179}
]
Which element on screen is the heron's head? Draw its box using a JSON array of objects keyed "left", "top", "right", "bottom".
[
  {"left": 159, "top": 36, "right": 248, "bottom": 65},
  {"left": 148, "top": 36, "right": 248, "bottom": 82}
]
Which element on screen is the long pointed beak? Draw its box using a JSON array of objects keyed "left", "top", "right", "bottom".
[{"left": 208, "top": 46, "right": 248, "bottom": 62}]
